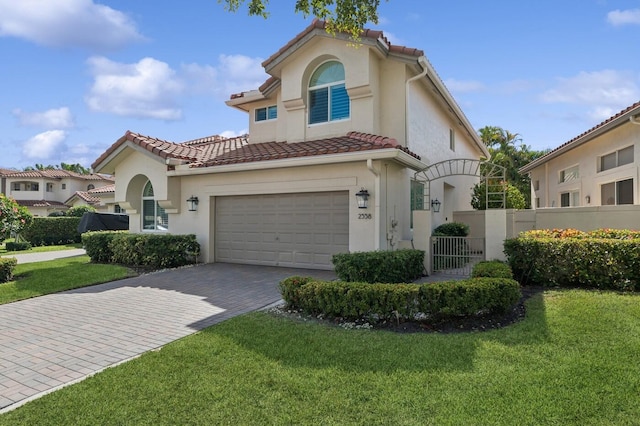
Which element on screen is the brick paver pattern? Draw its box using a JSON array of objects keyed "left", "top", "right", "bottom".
[{"left": 0, "top": 263, "right": 336, "bottom": 411}]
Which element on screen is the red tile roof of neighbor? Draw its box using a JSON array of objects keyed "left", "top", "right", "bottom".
[
  {"left": 67, "top": 191, "right": 102, "bottom": 205},
  {"left": 87, "top": 183, "right": 115, "bottom": 194},
  {"left": 16, "top": 200, "right": 67, "bottom": 207},
  {"left": 92, "top": 131, "right": 420, "bottom": 171},
  {"left": 2, "top": 169, "right": 113, "bottom": 181}
]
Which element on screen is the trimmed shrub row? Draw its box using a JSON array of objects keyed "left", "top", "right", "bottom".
[
  {"left": 504, "top": 236, "right": 640, "bottom": 290},
  {"left": 82, "top": 231, "right": 200, "bottom": 269},
  {"left": 22, "top": 217, "right": 81, "bottom": 246},
  {"left": 279, "top": 276, "right": 521, "bottom": 322},
  {"left": 0, "top": 257, "right": 18, "bottom": 283},
  {"left": 5, "top": 241, "right": 32, "bottom": 252},
  {"left": 331, "top": 249, "right": 425, "bottom": 283},
  {"left": 471, "top": 260, "right": 513, "bottom": 279}
]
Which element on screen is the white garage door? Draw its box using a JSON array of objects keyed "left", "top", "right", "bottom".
[{"left": 215, "top": 191, "right": 349, "bottom": 270}]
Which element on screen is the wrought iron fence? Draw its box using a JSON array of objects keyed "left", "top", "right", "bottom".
[{"left": 431, "top": 236, "right": 485, "bottom": 276}]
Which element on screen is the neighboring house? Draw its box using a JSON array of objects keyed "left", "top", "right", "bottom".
[
  {"left": 1, "top": 169, "right": 114, "bottom": 216},
  {"left": 521, "top": 101, "right": 640, "bottom": 209},
  {"left": 92, "top": 20, "right": 489, "bottom": 270},
  {"left": 64, "top": 183, "right": 124, "bottom": 213}
]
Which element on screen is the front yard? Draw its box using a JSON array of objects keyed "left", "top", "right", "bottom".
[{"left": 1, "top": 287, "right": 638, "bottom": 425}]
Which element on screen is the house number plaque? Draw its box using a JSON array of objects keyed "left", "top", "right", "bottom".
[{"left": 358, "top": 213, "right": 372, "bottom": 219}]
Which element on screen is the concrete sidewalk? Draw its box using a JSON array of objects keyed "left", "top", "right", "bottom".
[
  {"left": 2, "top": 248, "right": 87, "bottom": 264},
  {"left": 0, "top": 262, "right": 336, "bottom": 412}
]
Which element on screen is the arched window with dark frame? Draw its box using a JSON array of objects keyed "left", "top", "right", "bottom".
[
  {"left": 308, "top": 61, "right": 350, "bottom": 125},
  {"left": 142, "top": 180, "right": 168, "bottom": 231}
]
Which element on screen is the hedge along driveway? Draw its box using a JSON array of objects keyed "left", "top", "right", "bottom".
[{"left": 0, "top": 262, "right": 336, "bottom": 412}]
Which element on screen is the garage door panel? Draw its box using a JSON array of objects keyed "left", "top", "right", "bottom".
[{"left": 215, "top": 191, "right": 349, "bottom": 270}]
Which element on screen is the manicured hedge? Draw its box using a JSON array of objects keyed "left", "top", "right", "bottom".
[
  {"left": 82, "top": 231, "right": 200, "bottom": 269},
  {"left": 504, "top": 228, "right": 640, "bottom": 290},
  {"left": 471, "top": 261, "right": 513, "bottom": 279},
  {"left": 331, "top": 249, "right": 425, "bottom": 283},
  {"left": 279, "top": 276, "right": 521, "bottom": 322},
  {"left": 22, "top": 217, "right": 82, "bottom": 246},
  {"left": 0, "top": 257, "right": 18, "bottom": 283},
  {"left": 5, "top": 241, "right": 32, "bottom": 252}
]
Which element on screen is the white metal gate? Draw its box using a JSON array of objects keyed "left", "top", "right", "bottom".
[{"left": 431, "top": 236, "right": 485, "bottom": 276}]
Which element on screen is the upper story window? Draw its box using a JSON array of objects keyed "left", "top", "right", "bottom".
[
  {"left": 449, "top": 129, "right": 456, "bottom": 151},
  {"left": 599, "top": 145, "right": 634, "bottom": 172},
  {"left": 62, "top": 183, "right": 66, "bottom": 190},
  {"left": 11, "top": 182, "right": 20, "bottom": 191},
  {"left": 87, "top": 184, "right": 95, "bottom": 190},
  {"left": 559, "top": 165, "right": 579, "bottom": 183},
  {"left": 142, "top": 180, "right": 168, "bottom": 231},
  {"left": 255, "top": 105, "right": 277, "bottom": 122},
  {"left": 308, "top": 61, "right": 350, "bottom": 125},
  {"left": 46, "top": 183, "right": 54, "bottom": 192}
]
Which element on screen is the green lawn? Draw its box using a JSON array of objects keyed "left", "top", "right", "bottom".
[
  {"left": 0, "top": 255, "right": 134, "bottom": 304},
  {"left": 1, "top": 289, "right": 638, "bottom": 425},
  {"left": 0, "top": 242, "right": 83, "bottom": 256}
]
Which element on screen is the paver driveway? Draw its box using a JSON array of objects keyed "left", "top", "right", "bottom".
[{"left": 0, "top": 263, "right": 336, "bottom": 412}]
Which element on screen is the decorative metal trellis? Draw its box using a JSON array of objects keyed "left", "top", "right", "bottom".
[{"left": 413, "top": 159, "right": 506, "bottom": 210}]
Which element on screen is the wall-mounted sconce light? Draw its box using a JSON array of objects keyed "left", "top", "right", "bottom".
[
  {"left": 355, "top": 188, "right": 370, "bottom": 209},
  {"left": 186, "top": 195, "right": 199, "bottom": 212},
  {"left": 585, "top": 195, "right": 591, "bottom": 204},
  {"left": 431, "top": 198, "right": 441, "bottom": 213}
]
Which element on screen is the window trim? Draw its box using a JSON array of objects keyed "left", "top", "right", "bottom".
[{"left": 254, "top": 105, "right": 277, "bottom": 122}]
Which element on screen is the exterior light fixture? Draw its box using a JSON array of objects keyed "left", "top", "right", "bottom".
[
  {"left": 355, "top": 188, "right": 370, "bottom": 209},
  {"left": 431, "top": 198, "right": 441, "bottom": 213},
  {"left": 187, "top": 195, "right": 199, "bottom": 212}
]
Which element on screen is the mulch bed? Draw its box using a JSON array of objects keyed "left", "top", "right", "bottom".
[{"left": 271, "top": 285, "right": 544, "bottom": 334}]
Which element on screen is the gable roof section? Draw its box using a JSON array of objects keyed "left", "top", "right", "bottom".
[
  {"left": 3, "top": 169, "right": 113, "bottom": 181},
  {"left": 65, "top": 191, "right": 102, "bottom": 206},
  {"left": 16, "top": 200, "right": 67, "bottom": 208},
  {"left": 520, "top": 101, "right": 640, "bottom": 173}
]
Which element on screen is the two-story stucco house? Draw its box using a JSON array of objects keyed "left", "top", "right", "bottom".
[
  {"left": 521, "top": 101, "right": 640, "bottom": 209},
  {"left": 1, "top": 169, "right": 114, "bottom": 216},
  {"left": 92, "top": 21, "right": 489, "bottom": 270}
]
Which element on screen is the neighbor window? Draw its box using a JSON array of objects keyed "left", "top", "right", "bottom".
[
  {"left": 11, "top": 182, "right": 20, "bottom": 191},
  {"left": 601, "top": 178, "right": 634, "bottom": 205},
  {"left": 62, "top": 183, "right": 66, "bottom": 190},
  {"left": 449, "top": 129, "right": 455, "bottom": 151},
  {"left": 25, "top": 182, "right": 39, "bottom": 191},
  {"left": 534, "top": 180, "right": 540, "bottom": 191},
  {"left": 142, "top": 180, "right": 168, "bottom": 231},
  {"left": 599, "top": 145, "right": 634, "bottom": 172},
  {"left": 308, "top": 61, "right": 350, "bottom": 124},
  {"left": 87, "top": 184, "right": 95, "bottom": 190},
  {"left": 255, "top": 105, "right": 277, "bottom": 122},
  {"left": 559, "top": 165, "right": 579, "bottom": 183},
  {"left": 114, "top": 204, "right": 125, "bottom": 214},
  {"left": 46, "top": 183, "right": 54, "bottom": 192},
  {"left": 410, "top": 180, "right": 425, "bottom": 228},
  {"left": 560, "top": 191, "right": 580, "bottom": 207}
]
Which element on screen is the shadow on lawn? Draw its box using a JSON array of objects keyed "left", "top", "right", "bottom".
[{"left": 207, "top": 288, "right": 550, "bottom": 374}]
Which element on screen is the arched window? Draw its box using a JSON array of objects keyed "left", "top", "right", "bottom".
[
  {"left": 142, "top": 180, "right": 168, "bottom": 231},
  {"left": 87, "top": 184, "right": 95, "bottom": 191},
  {"left": 308, "top": 61, "right": 350, "bottom": 124}
]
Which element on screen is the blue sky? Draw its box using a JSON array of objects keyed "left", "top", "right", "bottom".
[{"left": 1, "top": 0, "right": 639, "bottom": 170}]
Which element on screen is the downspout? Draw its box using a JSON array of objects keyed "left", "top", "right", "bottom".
[
  {"left": 367, "top": 158, "right": 382, "bottom": 250},
  {"left": 405, "top": 56, "right": 429, "bottom": 150}
]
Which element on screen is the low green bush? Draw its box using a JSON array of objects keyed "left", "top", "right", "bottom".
[
  {"left": 433, "top": 222, "right": 470, "bottom": 237},
  {"left": 280, "top": 276, "right": 521, "bottom": 322},
  {"left": 504, "top": 234, "right": 640, "bottom": 290},
  {"left": 5, "top": 241, "right": 32, "bottom": 252},
  {"left": 471, "top": 261, "right": 513, "bottom": 279},
  {"left": 0, "top": 257, "right": 18, "bottom": 283},
  {"left": 22, "top": 217, "right": 82, "bottom": 246},
  {"left": 332, "top": 249, "right": 424, "bottom": 283},
  {"left": 109, "top": 233, "right": 200, "bottom": 269},
  {"left": 82, "top": 231, "right": 127, "bottom": 263}
]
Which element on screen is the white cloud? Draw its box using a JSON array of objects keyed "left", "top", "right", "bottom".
[
  {"left": 86, "top": 56, "right": 184, "bottom": 120},
  {"left": 444, "top": 78, "right": 486, "bottom": 93},
  {"left": 220, "top": 129, "right": 248, "bottom": 138},
  {"left": 182, "top": 54, "right": 268, "bottom": 99},
  {"left": 13, "top": 107, "right": 75, "bottom": 128},
  {"left": 540, "top": 70, "right": 639, "bottom": 105},
  {"left": 22, "top": 130, "right": 67, "bottom": 160},
  {"left": 607, "top": 9, "right": 640, "bottom": 26},
  {"left": 0, "top": 0, "right": 144, "bottom": 50}
]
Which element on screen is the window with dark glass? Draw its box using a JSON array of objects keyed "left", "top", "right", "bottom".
[
  {"left": 599, "top": 146, "right": 634, "bottom": 172},
  {"left": 255, "top": 105, "right": 277, "bottom": 122},
  {"left": 308, "top": 61, "right": 350, "bottom": 124},
  {"left": 142, "top": 180, "right": 168, "bottom": 231},
  {"left": 601, "top": 178, "right": 633, "bottom": 205}
]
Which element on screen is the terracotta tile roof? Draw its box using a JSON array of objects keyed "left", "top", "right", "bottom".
[
  {"left": 191, "top": 131, "right": 420, "bottom": 168},
  {"left": 0, "top": 168, "right": 19, "bottom": 176},
  {"left": 88, "top": 183, "right": 115, "bottom": 194},
  {"left": 3, "top": 169, "right": 113, "bottom": 181},
  {"left": 67, "top": 191, "right": 102, "bottom": 205},
  {"left": 520, "top": 100, "right": 640, "bottom": 172},
  {"left": 16, "top": 200, "right": 67, "bottom": 208}
]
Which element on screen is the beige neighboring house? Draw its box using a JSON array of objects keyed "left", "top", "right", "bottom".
[
  {"left": 521, "top": 101, "right": 640, "bottom": 209},
  {"left": 92, "top": 20, "right": 489, "bottom": 270},
  {"left": 1, "top": 169, "right": 114, "bottom": 216},
  {"left": 64, "top": 183, "right": 123, "bottom": 213}
]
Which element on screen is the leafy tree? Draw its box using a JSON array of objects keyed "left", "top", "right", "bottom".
[
  {"left": 23, "top": 162, "right": 91, "bottom": 174},
  {"left": 219, "top": 0, "right": 386, "bottom": 39},
  {"left": 475, "top": 126, "right": 548, "bottom": 208},
  {"left": 66, "top": 205, "right": 97, "bottom": 217},
  {"left": 471, "top": 181, "right": 526, "bottom": 210},
  {"left": 0, "top": 194, "right": 33, "bottom": 241}
]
